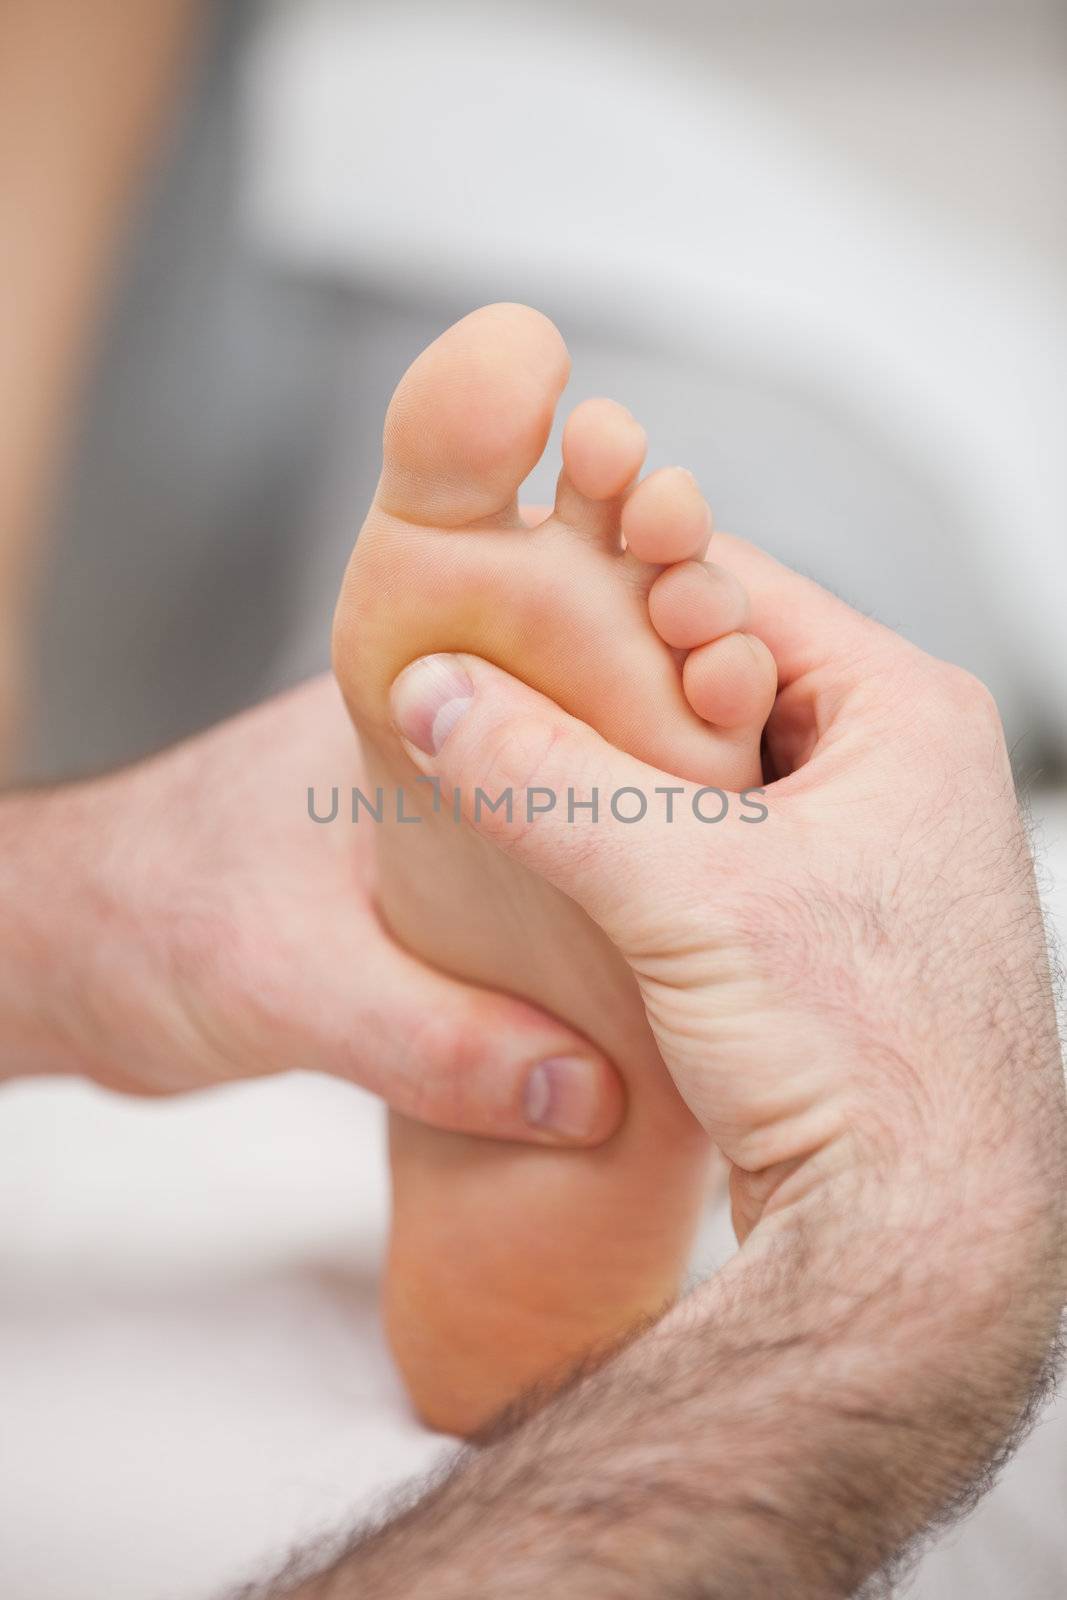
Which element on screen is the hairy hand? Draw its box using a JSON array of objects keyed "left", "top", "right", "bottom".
[
  {"left": 388, "top": 531, "right": 1065, "bottom": 1258},
  {"left": 266, "top": 543, "right": 1065, "bottom": 1600},
  {"left": 0, "top": 676, "right": 621, "bottom": 1144}
]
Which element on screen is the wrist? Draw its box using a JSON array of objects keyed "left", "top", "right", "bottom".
[
  {"left": 0, "top": 782, "right": 93, "bottom": 1077},
  {"left": 742, "top": 1145, "right": 1066, "bottom": 1433},
  {"left": 0, "top": 772, "right": 162, "bottom": 1086}
]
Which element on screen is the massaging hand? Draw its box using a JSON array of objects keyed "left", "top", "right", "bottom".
[
  {"left": 389, "top": 531, "right": 1066, "bottom": 1239},
  {"left": 285, "top": 534, "right": 1064, "bottom": 1600},
  {"left": 0, "top": 676, "right": 620, "bottom": 1143}
]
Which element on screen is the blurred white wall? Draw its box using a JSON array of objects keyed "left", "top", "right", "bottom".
[
  {"left": 30, "top": 0, "right": 1065, "bottom": 779},
  {"left": 245, "top": 0, "right": 1067, "bottom": 759}
]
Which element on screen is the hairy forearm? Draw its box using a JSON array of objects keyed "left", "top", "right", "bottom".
[{"left": 278, "top": 1162, "right": 1064, "bottom": 1600}]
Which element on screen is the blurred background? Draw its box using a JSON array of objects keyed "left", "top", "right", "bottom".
[
  {"left": 19, "top": 0, "right": 1067, "bottom": 782},
  {"left": 2, "top": 3, "right": 1065, "bottom": 1599}
]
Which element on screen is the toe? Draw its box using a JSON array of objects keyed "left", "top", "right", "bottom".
[
  {"left": 519, "top": 503, "right": 554, "bottom": 528},
  {"left": 621, "top": 467, "right": 712, "bottom": 566},
  {"left": 555, "top": 398, "right": 647, "bottom": 542},
  {"left": 648, "top": 560, "right": 749, "bottom": 651},
  {"left": 377, "top": 304, "right": 570, "bottom": 528},
  {"left": 683, "top": 633, "right": 777, "bottom": 732}
]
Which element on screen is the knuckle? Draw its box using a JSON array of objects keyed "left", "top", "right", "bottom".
[
  {"left": 938, "top": 663, "right": 1001, "bottom": 726},
  {"left": 477, "top": 712, "right": 573, "bottom": 792},
  {"left": 467, "top": 712, "right": 578, "bottom": 844},
  {"left": 402, "top": 1007, "right": 485, "bottom": 1128},
  {"left": 895, "top": 660, "right": 1004, "bottom": 757},
  {"left": 926, "top": 666, "right": 1008, "bottom": 774}
]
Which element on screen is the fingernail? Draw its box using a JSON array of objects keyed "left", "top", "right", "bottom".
[
  {"left": 523, "top": 1057, "right": 601, "bottom": 1141},
  {"left": 391, "top": 655, "right": 474, "bottom": 754}
]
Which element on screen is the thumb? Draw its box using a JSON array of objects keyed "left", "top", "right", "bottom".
[
  {"left": 338, "top": 926, "right": 626, "bottom": 1146},
  {"left": 389, "top": 653, "right": 674, "bottom": 941}
]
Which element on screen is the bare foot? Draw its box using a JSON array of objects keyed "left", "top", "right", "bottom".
[{"left": 333, "top": 304, "right": 776, "bottom": 1435}]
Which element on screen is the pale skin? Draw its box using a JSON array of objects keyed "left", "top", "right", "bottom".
[
  {"left": 333, "top": 305, "right": 778, "bottom": 1433},
  {"left": 271, "top": 519, "right": 1066, "bottom": 1600},
  {"left": 0, "top": 10, "right": 616, "bottom": 1136},
  {"left": 0, "top": 674, "right": 622, "bottom": 1143},
  {"left": 6, "top": 13, "right": 1064, "bottom": 1581}
]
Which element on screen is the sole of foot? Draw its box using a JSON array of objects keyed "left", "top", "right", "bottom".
[{"left": 333, "top": 303, "right": 776, "bottom": 1436}]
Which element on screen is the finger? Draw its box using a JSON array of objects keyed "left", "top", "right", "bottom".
[
  {"left": 519, "top": 502, "right": 553, "bottom": 528},
  {"left": 341, "top": 928, "right": 625, "bottom": 1146},
  {"left": 708, "top": 530, "right": 903, "bottom": 690},
  {"left": 388, "top": 653, "right": 683, "bottom": 937}
]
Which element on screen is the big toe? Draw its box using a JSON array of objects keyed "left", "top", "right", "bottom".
[{"left": 377, "top": 303, "right": 570, "bottom": 528}]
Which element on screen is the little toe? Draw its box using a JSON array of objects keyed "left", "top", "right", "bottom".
[
  {"left": 621, "top": 467, "right": 712, "bottom": 566},
  {"left": 683, "top": 632, "right": 777, "bottom": 732},
  {"left": 556, "top": 398, "right": 647, "bottom": 543},
  {"left": 648, "top": 561, "right": 749, "bottom": 651}
]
